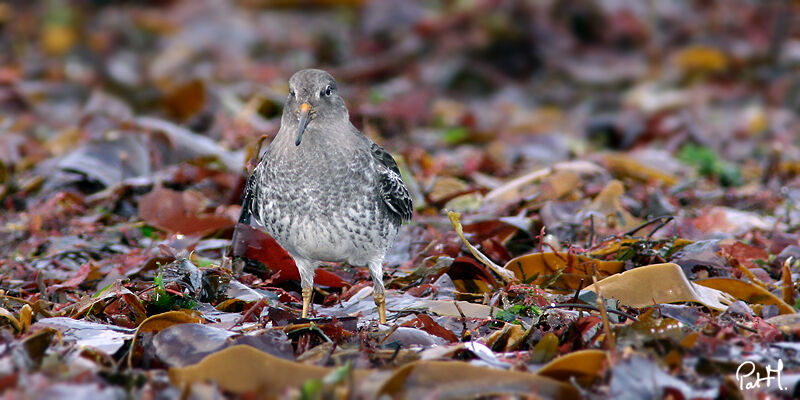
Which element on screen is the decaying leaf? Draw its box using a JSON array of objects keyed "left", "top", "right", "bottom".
[
  {"left": 484, "top": 322, "right": 527, "bottom": 351},
  {"left": 536, "top": 349, "right": 608, "bottom": 387},
  {"left": 584, "top": 179, "right": 640, "bottom": 231},
  {"left": 128, "top": 310, "right": 203, "bottom": 367},
  {"left": 170, "top": 344, "right": 371, "bottom": 396},
  {"left": 583, "top": 263, "right": 734, "bottom": 311},
  {"left": 483, "top": 160, "right": 606, "bottom": 203},
  {"left": 376, "top": 359, "right": 579, "bottom": 399},
  {"left": 674, "top": 45, "right": 728, "bottom": 75},
  {"left": 604, "top": 153, "right": 678, "bottom": 185},
  {"left": 505, "top": 252, "right": 624, "bottom": 293},
  {"left": 422, "top": 299, "right": 495, "bottom": 319},
  {"left": 781, "top": 257, "right": 795, "bottom": 306},
  {"left": 694, "top": 278, "right": 795, "bottom": 315},
  {"left": 138, "top": 185, "right": 236, "bottom": 236},
  {"left": 0, "top": 306, "right": 22, "bottom": 331}
]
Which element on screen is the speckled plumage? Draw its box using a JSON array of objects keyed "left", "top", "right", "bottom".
[{"left": 247, "top": 69, "right": 411, "bottom": 322}]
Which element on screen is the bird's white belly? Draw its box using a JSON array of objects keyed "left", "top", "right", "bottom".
[
  {"left": 288, "top": 219, "right": 350, "bottom": 262},
  {"left": 266, "top": 210, "right": 388, "bottom": 266}
]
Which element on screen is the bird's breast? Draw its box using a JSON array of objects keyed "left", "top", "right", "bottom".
[{"left": 254, "top": 149, "right": 395, "bottom": 264}]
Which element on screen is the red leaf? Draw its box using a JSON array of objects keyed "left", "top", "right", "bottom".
[
  {"left": 401, "top": 314, "right": 459, "bottom": 342},
  {"left": 232, "top": 223, "right": 348, "bottom": 288},
  {"left": 720, "top": 241, "right": 768, "bottom": 269},
  {"left": 47, "top": 263, "right": 92, "bottom": 294},
  {"left": 138, "top": 185, "right": 235, "bottom": 236}
]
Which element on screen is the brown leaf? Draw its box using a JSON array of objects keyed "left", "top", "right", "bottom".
[
  {"left": 781, "top": 257, "right": 795, "bottom": 306},
  {"left": 46, "top": 262, "right": 92, "bottom": 294},
  {"left": 138, "top": 185, "right": 235, "bottom": 236},
  {"left": 694, "top": 278, "right": 795, "bottom": 315},
  {"left": 448, "top": 257, "right": 498, "bottom": 296},
  {"left": 169, "top": 344, "right": 371, "bottom": 396},
  {"left": 0, "top": 307, "right": 21, "bottom": 332},
  {"left": 583, "top": 263, "right": 734, "bottom": 311},
  {"left": 128, "top": 310, "right": 203, "bottom": 368},
  {"left": 585, "top": 179, "right": 640, "bottom": 231},
  {"left": 536, "top": 349, "right": 608, "bottom": 387},
  {"left": 401, "top": 314, "right": 459, "bottom": 343},
  {"left": 504, "top": 252, "right": 624, "bottom": 293},
  {"left": 604, "top": 153, "right": 678, "bottom": 185},
  {"left": 674, "top": 45, "right": 728, "bottom": 75},
  {"left": 424, "top": 300, "right": 495, "bottom": 319},
  {"left": 163, "top": 80, "right": 206, "bottom": 121},
  {"left": 484, "top": 322, "right": 526, "bottom": 351},
  {"left": 377, "top": 360, "right": 578, "bottom": 399},
  {"left": 720, "top": 241, "right": 769, "bottom": 270}
]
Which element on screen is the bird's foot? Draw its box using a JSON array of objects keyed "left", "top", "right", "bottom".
[
  {"left": 374, "top": 292, "right": 386, "bottom": 324},
  {"left": 301, "top": 287, "right": 313, "bottom": 318}
]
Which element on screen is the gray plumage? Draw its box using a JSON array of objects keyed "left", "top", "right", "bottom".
[{"left": 247, "top": 69, "right": 411, "bottom": 321}]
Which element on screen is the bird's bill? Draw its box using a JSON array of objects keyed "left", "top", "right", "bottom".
[{"left": 296, "top": 102, "right": 312, "bottom": 146}]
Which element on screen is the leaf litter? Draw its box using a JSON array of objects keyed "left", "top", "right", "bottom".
[{"left": 1, "top": 1, "right": 800, "bottom": 399}]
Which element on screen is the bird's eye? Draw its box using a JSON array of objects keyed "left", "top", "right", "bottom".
[
  {"left": 289, "top": 89, "right": 295, "bottom": 97},
  {"left": 324, "top": 85, "right": 332, "bottom": 96}
]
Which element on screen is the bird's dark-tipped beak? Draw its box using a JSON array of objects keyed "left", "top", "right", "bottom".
[{"left": 296, "top": 103, "right": 312, "bottom": 146}]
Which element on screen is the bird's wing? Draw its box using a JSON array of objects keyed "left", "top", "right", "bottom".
[
  {"left": 238, "top": 171, "right": 257, "bottom": 225},
  {"left": 371, "top": 142, "right": 412, "bottom": 223}
]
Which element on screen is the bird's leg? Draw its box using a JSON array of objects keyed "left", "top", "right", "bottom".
[
  {"left": 296, "top": 258, "right": 316, "bottom": 319},
  {"left": 301, "top": 287, "right": 312, "bottom": 318},
  {"left": 368, "top": 260, "right": 387, "bottom": 324},
  {"left": 374, "top": 292, "right": 386, "bottom": 324}
]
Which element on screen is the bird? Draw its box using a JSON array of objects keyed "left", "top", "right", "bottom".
[{"left": 243, "top": 69, "right": 412, "bottom": 324}]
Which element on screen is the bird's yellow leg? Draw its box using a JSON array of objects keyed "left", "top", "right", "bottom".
[
  {"left": 374, "top": 292, "right": 386, "bottom": 324},
  {"left": 301, "top": 287, "right": 313, "bottom": 318}
]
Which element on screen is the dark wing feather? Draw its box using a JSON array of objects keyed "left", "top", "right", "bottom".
[
  {"left": 371, "top": 142, "right": 412, "bottom": 223},
  {"left": 238, "top": 172, "right": 257, "bottom": 225}
]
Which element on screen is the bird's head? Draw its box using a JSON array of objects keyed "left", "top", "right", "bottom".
[{"left": 285, "top": 69, "right": 347, "bottom": 146}]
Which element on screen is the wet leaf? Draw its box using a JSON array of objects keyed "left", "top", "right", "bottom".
[
  {"left": 584, "top": 179, "right": 640, "bottom": 231},
  {"left": 135, "top": 117, "right": 243, "bottom": 171},
  {"left": 505, "top": 252, "right": 624, "bottom": 292},
  {"left": 400, "top": 314, "right": 459, "bottom": 343},
  {"left": 138, "top": 185, "right": 235, "bottom": 236},
  {"left": 14, "top": 328, "right": 58, "bottom": 370},
  {"left": 163, "top": 80, "right": 206, "bottom": 121},
  {"left": 376, "top": 359, "right": 578, "bottom": 399},
  {"left": 484, "top": 322, "right": 527, "bottom": 351},
  {"left": 423, "top": 299, "right": 495, "bottom": 319},
  {"left": 169, "top": 345, "right": 371, "bottom": 396},
  {"left": 674, "top": 45, "right": 728, "bottom": 75},
  {"left": 17, "top": 304, "right": 32, "bottom": 332},
  {"left": 483, "top": 160, "right": 606, "bottom": 203},
  {"left": 694, "top": 278, "right": 795, "bottom": 315},
  {"left": 0, "top": 306, "right": 22, "bottom": 331},
  {"left": 32, "top": 317, "right": 134, "bottom": 354},
  {"left": 536, "top": 349, "right": 607, "bottom": 386},
  {"left": 781, "top": 257, "right": 795, "bottom": 306},
  {"left": 128, "top": 310, "right": 203, "bottom": 368},
  {"left": 604, "top": 153, "right": 678, "bottom": 185},
  {"left": 46, "top": 262, "right": 93, "bottom": 294},
  {"left": 56, "top": 135, "right": 150, "bottom": 188},
  {"left": 530, "top": 332, "right": 559, "bottom": 363},
  {"left": 583, "top": 263, "right": 734, "bottom": 311},
  {"left": 608, "top": 354, "right": 700, "bottom": 398}
]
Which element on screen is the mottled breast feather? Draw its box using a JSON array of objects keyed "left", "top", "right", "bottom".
[{"left": 371, "top": 142, "right": 412, "bottom": 224}]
